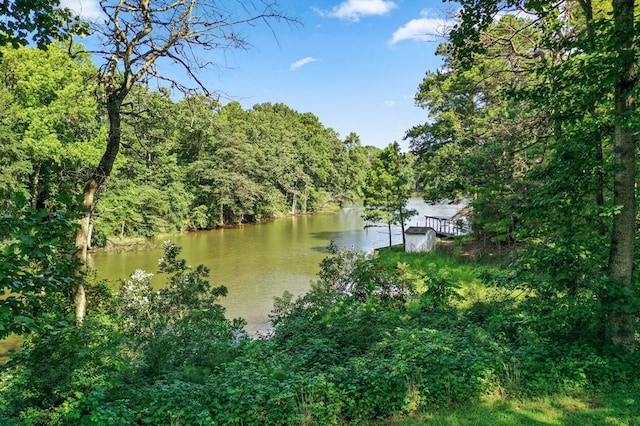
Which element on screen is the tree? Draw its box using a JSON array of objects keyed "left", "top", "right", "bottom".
[
  {"left": 246, "top": 102, "right": 349, "bottom": 216},
  {"left": 71, "top": 0, "right": 295, "bottom": 323},
  {"left": 0, "top": 44, "right": 102, "bottom": 211},
  {"left": 362, "top": 142, "right": 417, "bottom": 249},
  {"left": 607, "top": 0, "right": 637, "bottom": 348},
  {"left": 0, "top": 0, "right": 86, "bottom": 48},
  {"left": 0, "top": 6, "right": 93, "bottom": 340},
  {"left": 334, "top": 132, "right": 369, "bottom": 206},
  {"left": 193, "top": 101, "right": 264, "bottom": 225},
  {"left": 444, "top": 0, "right": 638, "bottom": 347},
  {"left": 93, "top": 85, "right": 192, "bottom": 244},
  {"left": 248, "top": 102, "right": 313, "bottom": 215},
  {"left": 408, "top": 15, "right": 546, "bottom": 245},
  {"left": 0, "top": 90, "right": 30, "bottom": 212}
]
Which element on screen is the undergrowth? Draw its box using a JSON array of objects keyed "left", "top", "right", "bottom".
[{"left": 0, "top": 241, "right": 637, "bottom": 425}]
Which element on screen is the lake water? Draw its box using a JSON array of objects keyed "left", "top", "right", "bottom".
[{"left": 90, "top": 198, "right": 463, "bottom": 333}]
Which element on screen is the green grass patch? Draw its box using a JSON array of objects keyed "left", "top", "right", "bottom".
[
  {"left": 373, "top": 244, "right": 498, "bottom": 307},
  {"left": 375, "top": 384, "right": 640, "bottom": 425},
  {"left": 374, "top": 246, "right": 482, "bottom": 282}
]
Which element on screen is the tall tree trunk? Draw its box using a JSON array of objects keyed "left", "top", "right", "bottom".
[
  {"left": 608, "top": 0, "right": 636, "bottom": 348},
  {"left": 73, "top": 92, "right": 123, "bottom": 324},
  {"left": 291, "top": 192, "right": 297, "bottom": 215},
  {"left": 219, "top": 198, "right": 224, "bottom": 226},
  {"left": 400, "top": 207, "right": 407, "bottom": 250}
]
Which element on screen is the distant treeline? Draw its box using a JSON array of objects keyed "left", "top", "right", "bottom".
[{"left": 0, "top": 44, "right": 377, "bottom": 246}]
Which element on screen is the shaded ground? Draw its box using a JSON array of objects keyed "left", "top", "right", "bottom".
[{"left": 436, "top": 238, "right": 513, "bottom": 262}]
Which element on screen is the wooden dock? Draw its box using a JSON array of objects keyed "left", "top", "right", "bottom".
[{"left": 424, "top": 216, "right": 471, "bottom": 238}]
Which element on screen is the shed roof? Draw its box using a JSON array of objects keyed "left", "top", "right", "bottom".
[{"left": 405, "top": 226, "right": 436, "bottom": 235}]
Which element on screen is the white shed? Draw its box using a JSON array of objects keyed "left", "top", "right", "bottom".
[{"left": 404, "top": 227, "right": 437, "bottom": 253}]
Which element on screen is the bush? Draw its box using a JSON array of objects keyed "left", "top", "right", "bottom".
[
  {"left": 0, "top": 316, "right": 125, "bottom": 426},
  {"left": 2, "top": 244, "right": 638, "bottom": 424}
]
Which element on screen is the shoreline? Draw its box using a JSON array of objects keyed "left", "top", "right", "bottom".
[{"left": 92, "top": 203, "right": 346, "bottom": 253}]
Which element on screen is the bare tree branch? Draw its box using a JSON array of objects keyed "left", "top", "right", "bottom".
[{"left": 71, "top": 0, "right": 297, "bottom": 324}]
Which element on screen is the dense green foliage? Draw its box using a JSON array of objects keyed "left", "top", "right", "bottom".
[
  {"left": 0, "top": 44, "right": 371, "bottom": 246},
  {"left": 407, "top": 4, "right": 639, "bottom": 346},
  {"left": 1, "top": 241, "right": 638, "bottom": 424},
  {"left": 0, "top": 194, "right": 81, "bottom": 339},
  {"left": 0, "top": 44, "right": 102, "bottom": 212},
  {"left": 0, "top": 0, "right": 87, "bottom": 48},
  {"left": 1, "top": 1, "right": 639, "bottom": 423},
  {"left": 362, "top": 142, "right": 417, "bottom": 248}
]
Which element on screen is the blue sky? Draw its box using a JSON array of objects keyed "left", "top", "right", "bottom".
[{"left": 62, "top": 0, "right": 454, "bottom": 150}]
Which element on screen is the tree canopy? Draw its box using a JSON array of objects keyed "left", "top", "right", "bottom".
[
  {"left": 362, "top": 142, "right": 416, "bottom": 248},
  {"left": 0, "top": 44, "right": 371, "bottom": 240},
  {"left": 409, "top": 0, "right": 639, "bottom": 347},
  {"left": 0, "top": 0, "right": 86, "bottom": 48}
]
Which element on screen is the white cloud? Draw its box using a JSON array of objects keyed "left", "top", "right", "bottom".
[
  {"left": 319, "top": 0, "right": 397, "bottom": 22},
  {"left": 290, "top": 56, "right": 319, "bottom": 71},
  {"left": 389, "top": 9, "right": 451, "bottom": 44},
  {"left": 61, "top": 0, "right": 102, "bottom": 20},
  {"left": 384, "top": 100, "right": 395, "bottom": 106}
]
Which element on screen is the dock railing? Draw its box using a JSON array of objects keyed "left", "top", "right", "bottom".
[{"left": 424, "top": 216, "right": 471, "bottom": 237}]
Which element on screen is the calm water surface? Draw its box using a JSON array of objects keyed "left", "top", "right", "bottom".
[{"left": 90, "top": 199, "right": 462, "bottom": 333}]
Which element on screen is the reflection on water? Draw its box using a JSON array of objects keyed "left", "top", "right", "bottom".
[{"left": 91, "top": 198, "right": 464, "bottom": 333}]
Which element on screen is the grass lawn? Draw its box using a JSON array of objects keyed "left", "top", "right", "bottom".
[{"left": 376, "top": 386, "right": 640, "bottom": 425}]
